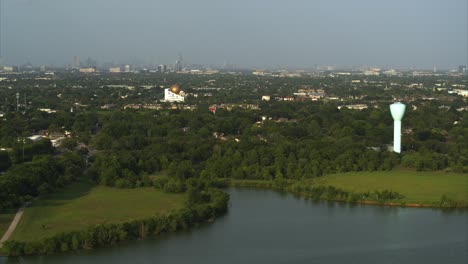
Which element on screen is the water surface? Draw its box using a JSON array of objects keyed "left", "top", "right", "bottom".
[{"left": 2, "top": 188, "right": 467, "bottom": 264}]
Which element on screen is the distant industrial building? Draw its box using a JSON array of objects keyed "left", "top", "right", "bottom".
[
  {"left": 252, "top": 70, "right": 266, "bottom": 76},
  {"left": 364, "top": 68, "right": 381, "bottom": 76},
  {"left": 79, "top": 67, "right": 96, "bottom": 73},
  {"left": 124, "top": 65, "right": 131, "bottom": 72},
  {"left": 109, "top": 67, "right": 121, "bottom": 73},
  {"left": 383, "top": 69, "right": 398, "bottom": 76},
  {"left": 294, "top": 88, "right": 326, "bottom": 101}
]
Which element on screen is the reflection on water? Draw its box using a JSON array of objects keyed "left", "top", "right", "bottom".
[{"left": 2, "top": 188, "right": 467, "bottom": 264}]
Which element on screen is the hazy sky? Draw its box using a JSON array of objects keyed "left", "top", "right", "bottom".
[{"left": 1, "top": 0, "right": 467, "bottom": 68}]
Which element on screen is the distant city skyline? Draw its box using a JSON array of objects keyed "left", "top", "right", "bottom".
[{"left": 0, "top": 0, "right": 466, "bottom": 69}]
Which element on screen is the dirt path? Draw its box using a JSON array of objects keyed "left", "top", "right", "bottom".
[{"left": 0, "top": 207, "right": 24, "bottom": 247}]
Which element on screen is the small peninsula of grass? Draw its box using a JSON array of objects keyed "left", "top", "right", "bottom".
[
  {"left": 313, "top": 170, "right": 468, "bottom": 205},
  {"left": 10, "top": 181, "right": 185, "bottom": 242},
  {"left": 3, "top": 179, "right": 229, "bottom": 257},
  {"left": 230, "top": 169, "right": 468, "bottom": 207}
]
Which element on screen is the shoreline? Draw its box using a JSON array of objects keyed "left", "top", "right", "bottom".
[
  {"left": 228, "top": 180, "right": 468, "bottom": 209},
  {"left": 0, "top": 189, "right": 229, "bottom": 257}
]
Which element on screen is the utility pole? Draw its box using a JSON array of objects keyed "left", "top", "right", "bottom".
[
  {"left": 0, "top": 0, "right": 2, "bottom": 63},
  {"left": 16, "top": 92, "right": 19, "bottom": 111},
  {"left": 22, "top": 138, "right": 25, "bottom": 161}
]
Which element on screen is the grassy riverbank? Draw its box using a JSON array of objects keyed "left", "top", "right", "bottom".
[
  {"left": 230, "top": 169, "right": 468, "bottom": 207},
  {"left": 3, "top": 186, "right": 229, "bottom": 256},
  {"left": 9, "top": 181, "right": 185, "bottom": 242},
  {"left": 312, "top": 170, "right": 468, "bottom": 205}
]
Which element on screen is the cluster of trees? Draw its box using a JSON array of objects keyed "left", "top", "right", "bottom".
[
  {"left": 202, "top": 139, "right": 399, "bottom": 180},
  {"left": 401, "top": 102, "right": 468, "bottom": 172},
  {"left": 0, "top": 139, "right": 55, "bottom": 172},
  {"left": 0, "top": 151, "right": 86, "bottom": 211},
  {"left": 3, "top": 186, "right": 229, "bottom": 256}
]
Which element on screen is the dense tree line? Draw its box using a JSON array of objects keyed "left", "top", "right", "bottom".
[
  {"left": 83, "top": 101, "right": 465, "bottom": 190},
  {"left": 86, "top": 107, "right": 402, "bottom": 187},
  {"left": 0, "top": 151, "right": 86, "bottom": 211}
]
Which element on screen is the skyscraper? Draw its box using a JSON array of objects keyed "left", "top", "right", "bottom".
[
  {"left": 73, "top": 56, "right": 80, "bottom": 69},
  {"left": 174, "top": 60, "right": 182, "bottom": 72},
  {"left": 459, "top": 65, "right": 467, "bottom": 74},
  {"left": 158, "top": 64, "right": 167, "bottom": 73}
]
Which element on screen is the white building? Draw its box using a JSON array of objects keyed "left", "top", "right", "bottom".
[
  {"left": 364, "top": 70, "right": 380, "bottom": 76},
  {"left": 38, "top": 108, "right": 57, "bottom": 114},
  {"left": 109, "top": 67, "right": 121, "bottom": 73},
  {"left": 452, "top": 89, "right": 468, "bottom": 97},
  {"left": 338, "top": 104, "right": 368, "bottom": 110},
  {"left": 164, "top": 88, "right": 185, "bottom": 102},
  {"left": 79, "top": 67, "right": 96, "bottom": 73},
  {"left": 28, "top": 135, "right": 43, "bottom": 142}
]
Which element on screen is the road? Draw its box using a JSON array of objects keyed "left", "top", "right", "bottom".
[{"left": 0, "top": 207, "right": 24, "bottom": 247}]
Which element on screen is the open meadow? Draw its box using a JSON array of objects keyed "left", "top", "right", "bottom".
[
  {"left": 9, "top": 181, "right": 185, "bottom": 242},
  {"left": 313, "top": 169, "right": 468, "bottom": 204}
]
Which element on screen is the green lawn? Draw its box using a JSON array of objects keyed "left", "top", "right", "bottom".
[
  {"left": 313, "top": 169, "right": 468, "bottom": 204},
  {"left": 0, "top": 211, "right": 16, "bottom": 239},
  {"left": 10, "top": 181, "right": 185, "bottom": 242}
]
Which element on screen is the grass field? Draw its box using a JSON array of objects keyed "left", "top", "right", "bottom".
[
  {"left": 312, "top": 169, "right": 468, "bottom": 204},
  {"left": 10, "top": 181, "right": 185, "bottom": 242},
  {"left": 0, "top": 211, "right": 16, "bottom": 239}
]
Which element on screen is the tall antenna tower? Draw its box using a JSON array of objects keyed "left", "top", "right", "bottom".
[
  {"left": 3, "top": 97, "right": 7, "bottom": 112},
  {"left": 16, "top": 92, "right": 19, "bottom": 111},
  {"left": 0, "top": 0, "right": 2, "bottom": 63}
]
